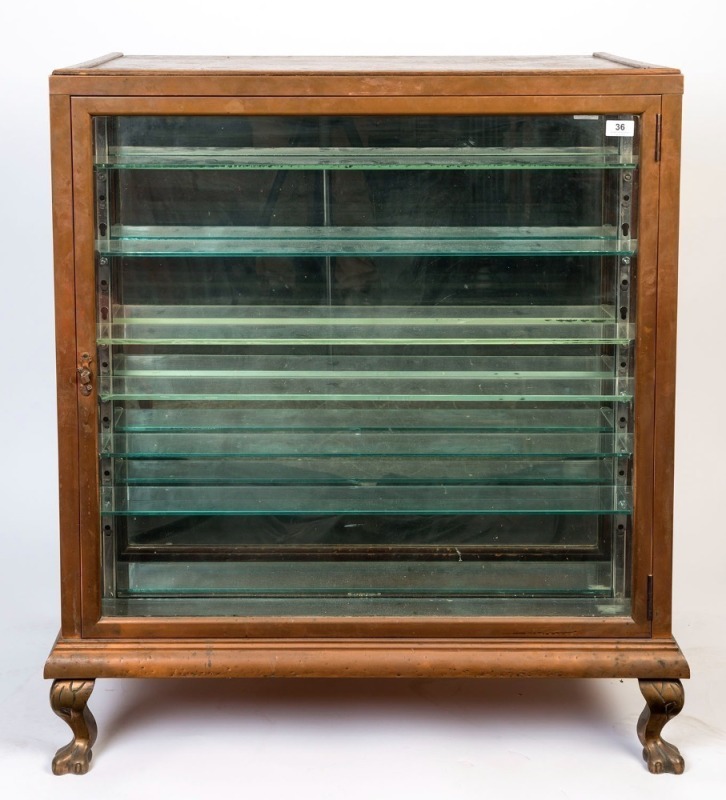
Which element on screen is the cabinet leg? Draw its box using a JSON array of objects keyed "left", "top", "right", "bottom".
[
  {"left": 637, "top": 679, "right": 685, "bottom": 774},
  {"left": 50, "top": 679, "right": 98, "bottom": 775}
]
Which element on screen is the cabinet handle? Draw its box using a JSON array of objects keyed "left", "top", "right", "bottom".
[{"left": 77, "top": 353, "right": 93, "bottom": 396}]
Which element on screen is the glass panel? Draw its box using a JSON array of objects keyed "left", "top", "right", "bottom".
[
  {"left": 101, "top": 308, "right": 633, "bottom": 348},
  {"left": 100, "top": 226, "right": 633, "bottom": 257},
  {"left": 94, "top": 113, "right": 638, "bottom": 618},
  {"left": 99, "top": 114, "right": 638, "bottom": 166},
  {"left": 105, "top": 484, "right": 630, "bottom": 515},
  {"left": 107, "top": 255, "right": 616, "bottom": 306},
  {"left": 99, "top": 146, "right": 637, "bottom": 170}
]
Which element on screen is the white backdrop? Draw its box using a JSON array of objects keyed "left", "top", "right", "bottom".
[{"left": 0, "top": 1, "right": 724, "bottom": 798}]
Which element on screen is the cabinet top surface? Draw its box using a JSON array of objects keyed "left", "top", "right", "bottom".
[{"left": 54, "top": 53, "right": 680, "bottom": 76}]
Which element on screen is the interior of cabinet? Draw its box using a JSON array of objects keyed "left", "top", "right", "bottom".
[{"left": 94, "top": 113, "right": 638, "bottom": 618}]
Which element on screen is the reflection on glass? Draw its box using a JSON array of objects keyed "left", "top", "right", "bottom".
[{"left": 95, "top": 114, "right": 638, "bottom": 617}]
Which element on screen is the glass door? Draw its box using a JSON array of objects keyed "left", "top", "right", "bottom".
[{"left": 91, "top": 112, "right": 641, "bottom": 619}]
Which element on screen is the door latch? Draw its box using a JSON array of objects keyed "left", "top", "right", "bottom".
[{"left": 77, "top": 353, "right": 93, "bottom": 396}]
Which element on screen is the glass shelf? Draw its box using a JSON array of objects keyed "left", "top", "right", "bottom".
[
  {"left": 115, "top": 406, "right": 617, "bottom": 434},
  {"left": 99, "top": 377, "right": 631, "bottom": 403},
  {"left": 99, "top": 304, "right": 633, "bottom": 347},
  {"left": 102, "top": 484, "right": 632, "bottom": 516},
  {"left": 123, "top": 561, "right": 613, "bottom": 600},
  {"left": 113, "top": 353, "right": 614, "bottom": 375},
  {"left": 100, "top": 225, "right": 636, "bottom": 258},
  {"left": 104, "top": 430, "right": 631, "bottom": 459},
  {"left": 97, "top": 145, "right": 639, "bottom": 171},
  {"left": 102, "top": 596, "right": 631, "bottom": 618},
  {"left": 106, "top": 354, "right": 625, "bottom": 403},
  {"left": 114, "top": 457, "right": 618, "bottom": 486}
]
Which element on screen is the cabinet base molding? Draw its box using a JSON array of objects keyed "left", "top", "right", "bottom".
[
  {"left": 45, "top": 635, "right": 689, "bottom": 680},
  {"left": 45, "top": 636, "right": 688, "bottom": 775}
]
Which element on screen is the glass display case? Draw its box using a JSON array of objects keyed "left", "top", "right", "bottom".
[{"left": 45, "top": 54, "right": 688, "bottom": 775}]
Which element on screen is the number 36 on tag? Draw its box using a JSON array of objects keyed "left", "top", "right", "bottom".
[{"left": 606, "top": 120, "right": 635, "bottom": 137}]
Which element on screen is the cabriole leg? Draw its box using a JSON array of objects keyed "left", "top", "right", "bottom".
[
  {"left": 50, "top": 679, "right": 98, "bottom": 775},
  {"left": 637, "top": 679, "right": 685, "bottom": 774}
]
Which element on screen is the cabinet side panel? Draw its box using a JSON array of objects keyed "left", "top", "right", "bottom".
[
  {"left": 50, "top": 93, "right": 81, "bottom": 637},
  {"left": 652, "top": 94, "right": 683, "bottom": 637}
]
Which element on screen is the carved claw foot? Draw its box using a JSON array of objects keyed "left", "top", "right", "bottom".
[
  {"left": 50, "top": 679, "right": 97, "bottom": 775},
  {"left": 637, "top": 679, "right": 685, "bottom": 774}
]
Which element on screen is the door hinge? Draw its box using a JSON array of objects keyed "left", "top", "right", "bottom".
[
  {"left": 647, "top": 574, "right": 654, "bottom": 620},
  {"left": 655, "top": 114, "right": 662, "bottom": 162}
]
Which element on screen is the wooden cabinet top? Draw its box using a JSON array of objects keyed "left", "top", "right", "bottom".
[{"left": 50, "top": 53, "right": 683, "bottom": 96}]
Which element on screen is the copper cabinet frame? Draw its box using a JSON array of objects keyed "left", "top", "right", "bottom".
[
  {"left": 47, "top": 91, "right": 674, "bottom": 641},
  {"left": 46, "top": 61, "right": 689, "bottom": 779}
]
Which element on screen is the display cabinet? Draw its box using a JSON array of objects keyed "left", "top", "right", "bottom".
[{"left": 45, "top": 53, "right": 688, "bottom": 774}]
